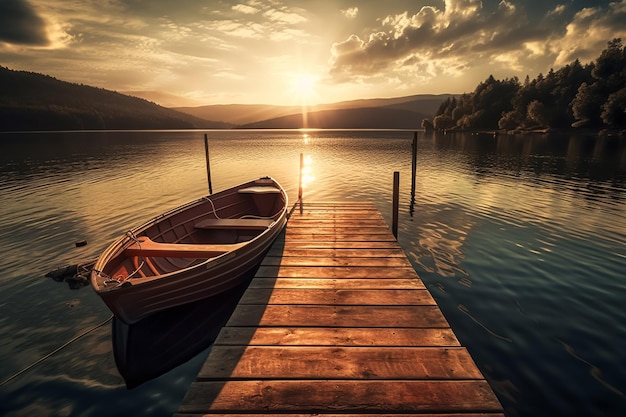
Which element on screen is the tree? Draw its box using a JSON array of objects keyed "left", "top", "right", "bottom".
[
  {"left": 602, "top": 88, "right": 626, "bottom": 127},
  {"left": 572, "top": 39, "right": 626, "bottom": 128},
  {"left": 572, "top": 82, "right": 605, "bottom": 127},
  {"left": 527, "top": 100, "right": 550, "bottom": 127},
  {"left": 433, "top": 114, "right": 455, "bottom": 130}
]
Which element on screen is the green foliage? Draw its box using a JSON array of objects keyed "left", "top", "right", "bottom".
[{"left": 435, "top": 39, "right": 625, "bottom": 130}]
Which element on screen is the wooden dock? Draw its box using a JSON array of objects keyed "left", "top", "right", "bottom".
[{"left": 176, "top": 202, "right": 504, "bottom": 416}]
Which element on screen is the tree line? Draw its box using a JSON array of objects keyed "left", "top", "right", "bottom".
[{"left": 422, "top": 39, "right": 626, "bottom": 132}]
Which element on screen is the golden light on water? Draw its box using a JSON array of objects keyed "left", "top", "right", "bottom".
[{"left": 300, "top": 154, "right": 315, "bottom": 190}]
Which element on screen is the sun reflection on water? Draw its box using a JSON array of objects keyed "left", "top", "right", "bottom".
[{"left": 300, "top": 154, "right": 315, "bottom": 191}]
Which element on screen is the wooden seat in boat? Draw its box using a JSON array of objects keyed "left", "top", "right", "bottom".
[
  {"left": 238, "top": 186, "right": 281, "bottom": 194},
  {"left": 124, "top": 236, "right": 245, "bottom": 258},
  {"left": 194, "top": 218, "right": 274, "bottom": 230}
]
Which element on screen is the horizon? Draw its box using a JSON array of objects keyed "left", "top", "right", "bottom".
[{"left": 1, "top": 1, "right": 625, "bottom": 107}]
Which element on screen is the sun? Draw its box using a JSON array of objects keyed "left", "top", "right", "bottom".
[{"left": 290, "top": 74, "right": 318, "bottom": 104}]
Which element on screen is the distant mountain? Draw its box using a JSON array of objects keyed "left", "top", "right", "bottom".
[
  {"left": 0, "top": 67, "right": 228, "bottom": 131},
  {"left": 239, "top": 107, "right": 430, "bottom": 129},
  {"left": 174, "top": 103, "right": 300, "bottom": 126},
  {"left": 173, "top": 94, "right": 453, "bottom": 127}
]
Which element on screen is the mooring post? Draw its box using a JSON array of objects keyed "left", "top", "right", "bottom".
[
  {"left": 411, "top": 131, "right": 417, "bottom": 192},
  {"left": 392, "top": 171, "right": 399, "bottom": 239},
  {"left": 298, "top": 152, "right": 304, "bottom": 213},
  {"left": 410, "top": 131, "right": 417, "bottom": 217},
  {"left": 204, "top": 133, "right": 213, "bottom": 195}
]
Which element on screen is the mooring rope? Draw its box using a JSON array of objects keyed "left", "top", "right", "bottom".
[
  {"left": 202, "top": 196, "right": 222, "bottom": 219},
  {"left": 123, "top": 231, "right": 145, "bottom": 280},
  {"left": 0, "top": 314, "right": 114, "bottom": 387}
]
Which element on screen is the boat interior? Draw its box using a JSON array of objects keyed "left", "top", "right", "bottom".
[{"left": 98, "top": 181, "right": 285, "bottom": 284}]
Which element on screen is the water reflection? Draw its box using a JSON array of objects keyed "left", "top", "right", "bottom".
[
  {"left": 300, "top": 154, "right": 314, "bottom": 192},
  {"left": 112, "top": 280, "right": 250, "bottom": 389}
]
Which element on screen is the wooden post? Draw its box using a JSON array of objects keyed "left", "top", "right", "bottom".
[
  {"left": 410, "top": 132, "right": 417, "bottom": 217},
  {"left": 411, "top": 132, "right": 417, "bottom": 193},
  {"left": 392, "top": 171, "right": 399, "bottom": 239},
  {"left": 298, "top": 153, "right": 304, "bottom": 213},
  {"left": 204, "top": 134, "right": 213, "bottom": 195}
]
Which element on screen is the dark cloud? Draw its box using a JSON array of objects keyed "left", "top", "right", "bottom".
[{"left": 0, "top": 0, "right": 48, "bottom": 45}]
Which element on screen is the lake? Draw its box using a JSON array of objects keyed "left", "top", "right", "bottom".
[{"left": 0, "top": 130, "right": 625, "bottom": 416}]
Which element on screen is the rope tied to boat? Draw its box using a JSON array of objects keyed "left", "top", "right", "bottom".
[
  {"left": 202, "top": 196, "right": 222, "bottom": 219},
  {"left": 97, "top": 231, "right": 145, "bottom": 287},
  {"left": 123, "top": 231, "right": 145, "bottom": 281}
]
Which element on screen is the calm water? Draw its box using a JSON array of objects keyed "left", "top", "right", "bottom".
[{"left": 0, "top": 130, "right": 625, "bottom": 416}]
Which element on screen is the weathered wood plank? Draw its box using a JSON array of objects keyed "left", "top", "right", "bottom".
[
  {"left": 268, "top": 240, "right": 401, "bottom": 250},
  {"left": 290, "top": 210, "right": 383, "bottom": 217},
  {"left": 282, "top": 233, "right": 398, "bottom": 241},
  {"left": 226, "top": 305, "right": 450, "bottom": 328},
  {"left": 254, "top": 265, "right": 420, "bottom": 279},
  {"left": 261, "top": 256, "right": 413, "bottom": 267},
  {"left": 285, "top": 227, "right": 393, "bottom": 235},
  {"left": 288, "top": 218, "right": 385, "bottom": 225},
  {"left": 248, "top": 278, "right": 426, "bottom": 289},
  {"left": 266, "top": 248, "right": 407, "bottom": 258},
  {"left": 179, "top": 380, "right": 503, "bottom": 413},
  {"left": 239, "top": 288, "right": 436, "bottom": 305},
  {"left": 198, "top": 346, "right": 482, "bottom": 380},
  {"left": 214, "top": 327, "right": 460, "bottom": 347}
]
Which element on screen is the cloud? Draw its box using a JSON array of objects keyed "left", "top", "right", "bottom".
[
  {"left": 329, "top": 0, "right": 531, "bottom": 78},
  {"left": 328, "top": 0, "right": 624, "bottom": 85},
  {"left": 263, "top": 8, "right": 307, "bottom": 24},
  {"left": 232, "top": 4, "right": 259, "bottom": 15},
  {"left": 341, "top": 7, "right": 359, "bottom": 19},
  {"left": 551, "top": 0, "right": 626, "bottom": 65},
  {"left": 0, "top": 0, "right": 49, "bottom": 45}
]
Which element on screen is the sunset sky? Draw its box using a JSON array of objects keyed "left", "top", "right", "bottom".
[{"left": 1, "top": 0, "right": 625, "bottom": 107}]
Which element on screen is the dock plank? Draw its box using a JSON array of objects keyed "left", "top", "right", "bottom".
[
  {"left": 177, "top": 202, "right": 503, "bottom": 416},
  {"left": 238, "top": 288, "right": 436, "bottom": 305},
  {"left": 248, "top": 278, "right": 426, "bottom": 289},
  {"left": 254, "top": 265, "right": 420, "bottom": 279},
  {"left": 214, "top": 327, "right": 461, "bottom": 347},
  {"left": 226, "top": 305, "right": 449, "bottom": 328},
  {"left": 197, "top": 346, "right": 483, "bottom": 379},
  {"left": 179, "top": 380, "right": 502, "bottom": 414}
]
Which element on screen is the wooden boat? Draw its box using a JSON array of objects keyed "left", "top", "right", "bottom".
[{"left": 90, "top": 177, "right": 288, "bottom": 324}]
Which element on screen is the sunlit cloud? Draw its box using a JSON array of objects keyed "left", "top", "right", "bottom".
[
  {"left": 341, "top": 7, "right": 358, "bottom": 19},
  {"left": 263, "top": 8, "right": 307, "bottom": 24},
  {"left": 548, "top": 4, "right": 567, "bottom": 16},
  {"left": 232, "top": 4, "right": 259, "bottom": 15},
  {"left": 329, "top": 0, "right": 528, "bottom": 80},
  {"left": 550, "top": 0, "right": 626, "bottom": 66}
]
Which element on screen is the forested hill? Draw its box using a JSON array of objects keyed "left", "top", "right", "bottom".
[
  {"left": 426, "top": 38, "right": 626, "bottom": 132},
  {"left": 0, "top": 67, "right": 227, "bottom": 131}
]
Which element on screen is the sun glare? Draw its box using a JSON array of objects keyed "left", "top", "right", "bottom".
[{"left": 291, "top": 74, "right": 318, "bottom": 104}]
